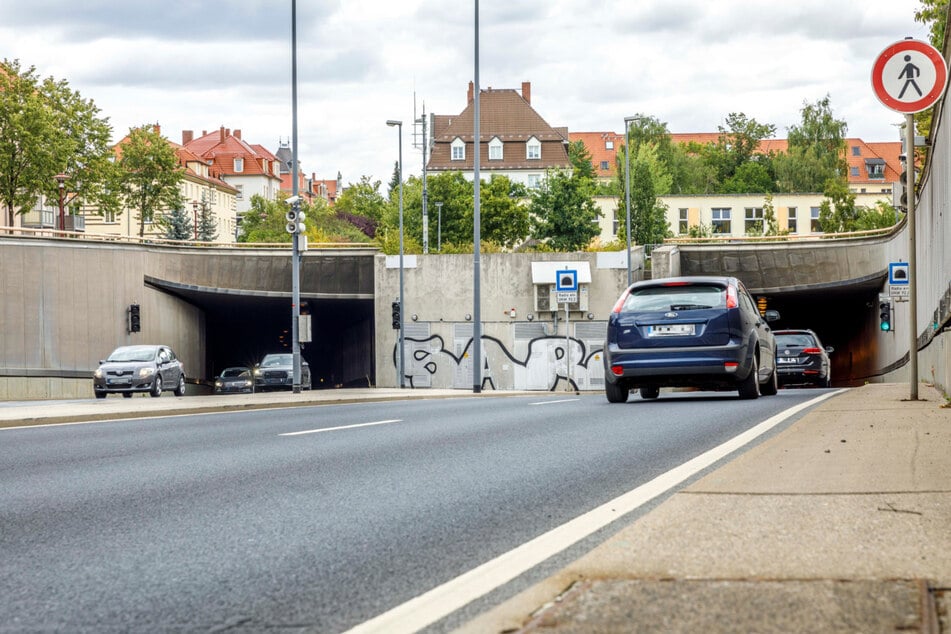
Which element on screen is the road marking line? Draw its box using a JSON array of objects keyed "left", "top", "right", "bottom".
[
  {"left": 530, "top": 398, "right": 579, "bottom": 405},
  {"left": 280, "top": 419, "right": 402, "bottom": 436},
  {"left": 344, "top": 389, "right": 845, "bottom": 634}
]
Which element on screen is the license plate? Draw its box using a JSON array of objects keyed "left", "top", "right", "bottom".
[
  {"left": 107, "top": 379, "right": 131, "bottom": 385},
  {"left": 778, "top": 357, "right": 799, "bottom": 364},
  {"left": 648, "top": 324, "right": 695, "bottom": 336}
]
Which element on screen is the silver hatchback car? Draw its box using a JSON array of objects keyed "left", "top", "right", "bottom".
[{"left": 93, "top": 345, "right": 186, "bottom": 398}]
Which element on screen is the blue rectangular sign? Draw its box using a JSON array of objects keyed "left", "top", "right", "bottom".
[
  {"left": 889, "top": 262, "right": 909, "bottom": 285},
  {"left": 556, "top": 269, "right": 578, "bottom": 292}
]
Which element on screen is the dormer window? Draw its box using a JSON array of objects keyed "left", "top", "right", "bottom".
[
  {"left": 234, "top": 158, "right": 244, "bottom": 172},
  {"left": 451, "top": 138, "right": 465, "bottom": 161},
  {"left": 605, "top": 140, "right": 614, "bottom": 150},
  {"left": 865, "top": 158, "right": 885, "bottom": 179},
  {"left": 527, "top": 137, "right": 541, "bottom": 160},
  {"left": 488, "top": 137, "right": 503, "bottom": 160}
]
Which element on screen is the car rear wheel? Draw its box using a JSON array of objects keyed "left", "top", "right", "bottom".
[
  {"left": 174, "top": 374, "right": 186, "bottom": 397},
  {"left": 122, "top": 392, "right": 133, "bottom": 399},
  {"left": 150, "top": 376, "right": 163, "bottom": 398},
  {"left": 738, "top": 357, "right": 760, "bottom": 400},
  {"left": 639, "top": 386, "right": 660, "bottom": 400},
  {"left": 605, "top": 380, "right": 629, "bottom": 403},
  {"left": 95, "top": 391, "right": 106, "bottom": 399}
]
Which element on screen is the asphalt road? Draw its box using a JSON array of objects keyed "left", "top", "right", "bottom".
[{"left": 0, "top": 390, "right": 829, "bottom": 632}]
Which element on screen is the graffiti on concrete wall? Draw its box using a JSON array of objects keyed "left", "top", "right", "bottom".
[{"left": 392, "top": 334, "right": 605, "bottom": 391}]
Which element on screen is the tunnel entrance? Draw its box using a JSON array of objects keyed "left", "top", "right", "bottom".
[{"left": 147, "top": 280, "right": 375, "bottom": 389}]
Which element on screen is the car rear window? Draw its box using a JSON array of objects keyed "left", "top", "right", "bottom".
[
  {"left": 622, "top": 284, "right": 726, "bottom": 312},
  {"left": 776, "top": 333, "right": 815, "bottom": 347}
]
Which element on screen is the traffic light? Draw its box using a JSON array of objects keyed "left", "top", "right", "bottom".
[
  {"left": 128, "top": 304, "right": 141, "bottom": 333},
  {"left": 391, "top": 300, "right": 401, "bottom": 330},
  {"left": 879, "top": 300, "right": 892, "bottom": 332}
]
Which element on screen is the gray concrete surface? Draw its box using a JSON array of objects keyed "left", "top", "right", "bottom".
[
  {"left": 3, "top": 383, "right": 948, "bottom": 632},
  {"left": 456, "top": 382, "right": 951, "bottom": 634}
]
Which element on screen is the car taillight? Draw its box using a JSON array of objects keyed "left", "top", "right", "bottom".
[
  {"left": 726, "top": 285, "right": 738, "bottom": 309},
  {"left": 802, "top": 347, "right": 822, "bottom": 354},
  {"left": 611, "top": 365, "right": 624, "bottom": 376},
  {"left": 612, "top": 288, "right": 633, "bottom": 314},
  {"left": 724, "top": 362, "right": 738, "bottom": 372}
]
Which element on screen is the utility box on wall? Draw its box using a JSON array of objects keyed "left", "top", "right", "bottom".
[{"left": 531, "top": 261, "right": 592, "bottom": 313}]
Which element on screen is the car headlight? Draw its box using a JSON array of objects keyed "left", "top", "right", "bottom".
[
  {"left": 138, "top": 367, "right": 155, "bottom": 378},
  {"left": 253, "top": 368, "right": 263, "bottom": 376},
  {"left": 215, "top": 380, "right": 222, "bottom": 387},
  {"left": 94, "top": 368, "right": 103, "bottom": 378},
  {"left": 242, "top": 380, "right": 253, "bottom": 387}
]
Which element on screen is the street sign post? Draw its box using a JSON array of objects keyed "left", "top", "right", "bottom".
[
  {"left": 556, "top": 269, "right": 578, "bottom": 392},
  {"left": 872, "top": 39, "right": 947, "bottom": 400}
]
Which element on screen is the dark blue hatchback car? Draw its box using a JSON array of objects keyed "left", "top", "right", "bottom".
[{"left": 604, "top": 276, "right": 780, "bottom": 402}]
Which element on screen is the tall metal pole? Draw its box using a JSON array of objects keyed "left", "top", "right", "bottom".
[
  {"left": 290, "top": 0, "right": 302, "bottom": 393},
  {"left": 388, "top": 120, "right": 405, "bottom": 388},
  {"left": 436, "top": 201, "right": 443, "bottom": 251},
  {"left": 905, "top": 114, "right": 919, "bottom": 400},
  {"left": 421, "top": 107, "right": 429, "bottom": 254},
  {"left": 472, "top": 0, "right": 482, "bottom": 393},
  {"left": 623, "top": 116, "right": 636, "bottom": 288}
]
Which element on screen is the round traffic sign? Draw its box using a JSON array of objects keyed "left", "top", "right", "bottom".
[{"left": 872, "top": 39, "right": 948, "bottom": 113}]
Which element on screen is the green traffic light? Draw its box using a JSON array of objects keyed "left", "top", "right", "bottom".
[{"left": 880, "top": 322, "right": 891, "bottom": 332}]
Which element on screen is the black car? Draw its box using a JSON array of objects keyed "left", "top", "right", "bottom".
[
  {"left": 253, "top": 354, "right": 312, "bottom": 390},
  {"left": 93, "top": 344, "right": 186, "bottom": 398},
  {"left": 774, "top": 329, "right": 833, "bottom": 388},
  {"left": 604, "top": 276, "right": 780, "bottom": 401},
  {"left": 214, "top": 367, "right": 253, "bottom": 394}
]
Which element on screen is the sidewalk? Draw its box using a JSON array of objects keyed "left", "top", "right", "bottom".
[{"left": 456, "top": 383, "right": 951, "bottom": 633}]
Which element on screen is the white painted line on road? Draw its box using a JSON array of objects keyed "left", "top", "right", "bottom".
[
  {"left": 279, "top": 419, "right": 402, "bottom": 436},
  {"left": 529, "top": 398, "right": 580, "bottom": 406},
  {"left": 344, "top": 389, "right": 846, "bottom": 634}
]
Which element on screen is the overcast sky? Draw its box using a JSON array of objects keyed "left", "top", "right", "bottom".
[{"left": 1, "top": 0, "right": 929, "bottom": 188}]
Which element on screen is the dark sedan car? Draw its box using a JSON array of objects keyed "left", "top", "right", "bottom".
[
  {"left": 253, "top": 354, "right": 312, "bottom": 391},
  {"left": 214, "top": 367, "right": 253, "bottom": 394},
  {"left": 604, "top": 276, "right": 780, "bottom": 402},
  {"left": 774, "top": 329, "right": 834, "bottom": 388},
  {"left": 93, "top": 344, "right": 186, "bottom": 398}
]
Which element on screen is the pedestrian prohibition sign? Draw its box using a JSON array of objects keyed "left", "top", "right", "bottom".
[{"left": 872, "top": 39, "right": 948, "bottom": 113}]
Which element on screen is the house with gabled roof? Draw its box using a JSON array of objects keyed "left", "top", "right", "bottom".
[
  {"left": 427, "top": 81, "right": 571, "bottom": 188},
  {"left": 182, "top": 127, "right": 283, "bottom": 216}
]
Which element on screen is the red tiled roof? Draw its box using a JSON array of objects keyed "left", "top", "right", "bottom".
[{"left": 428, "top": 85, "right": 570, "bottom": 172}]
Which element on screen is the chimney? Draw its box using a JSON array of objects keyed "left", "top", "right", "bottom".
[
  {"left": 467, "top": 81, "right": 474, "bottom": 103},
  {"left": 153, "top": 124, "right": 161, "bottom": 135},
  {"left": 182, "top": 130, "right": 193, "bottom": 145},
  {"left": 234, "top": 129, "right": 241, "bottom": 140},
  {"left": 522, "top": 81, "right": 531, "bottom": 104},
  {"left": 219, "top": 126, "right": 226, "bottom": 142}
]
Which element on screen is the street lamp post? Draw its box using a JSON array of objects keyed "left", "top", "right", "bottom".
[
  {"left": 55, "top": 173, "right": 67, "bottom": 231},
  {"left": 191, "top": 201, "right": 199, "bottom": 239},
  {"left": 435, "top": 201, "right": 443, "bottom": 251},
  {"left": 622, "top": 116, "right": 638, "bottom": 287},
  {"left": 386, "top": 119, "right": 405, "bottom": 389}
]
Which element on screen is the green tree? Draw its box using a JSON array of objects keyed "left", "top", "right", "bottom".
[
  {"left": 623, "top": 160, "right": 671, "bottom": 246},
  {"left": 387, "top": 161, "right": 400, "bottom": 198},
  {"left": 117, "top": 125, "right": 184, "bottom": 237},
  {"left": 480, "top": 175, "right": 530, "bottom": 248},
  {"left": 914, "top": 1, "right": 948, "bottom": 137},
  {"left": 818, "top": 178, "right": 860, "bottom": 233},
  {"left": 335, "top": 175, "right": 387, "bottom": 226},
  {"left": 774, "top": 96, "right": 848, "bottom": 193},
  {"left": 530, "top": 169, "right": 601, "bottom": 250},
  {"left": 708, "top": 112, "right": 777, "bottom": 187},
  {"left": 0, "top": 59, "right": 117, "bottom": 226},
  {"left": 568, "top": 139, "right": 596, "bottom": 180},
  {"left": 197, "top": 202, "right": 218, "bottom": 242},
  {"left": 722, "top": 161, "right": 776, "bottom": 194},
  {"left": 856, "top": 200, "right": 902, "bottom": 230},
  {"left": 236, "top": 195, "right": 288, "bottom": 242},
  {"left": 161, "top": 206, "right": 192, "bottom": 241}
]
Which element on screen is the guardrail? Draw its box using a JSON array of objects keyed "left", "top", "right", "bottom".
[
  {"left": 662, "top": 224, "right": 900, "bottom": 245},
  {"left": 0, "top": 225, "right": 376, "bottom": 250}
]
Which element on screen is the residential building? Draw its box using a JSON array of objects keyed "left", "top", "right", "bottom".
[
  {"left": 274, "top": 141, "right": 341, "bottom": 206},
  {"left": 427, "top": 81, "right": 571, "bottom": 188},
  {"left": 182, "top": 127, "right": 283, "bottom": 217}
]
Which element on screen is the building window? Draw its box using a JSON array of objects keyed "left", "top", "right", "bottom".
[
  {"left": 852, "top": 146, "right": 861, "bottom": 156},
  {"left": 605, "top": 140, "right": 614, "bottom": 150},
  {"left": 235, "top": 184, "right": 244, "bottom": 201},
  {"left": 866, "top": 160, "right": 885, "bottom": 179},
  {"left": 744, "top": 207, "right": 764, "bottom": 234},
  {"left": 527, "top": 137, "right": 541, "bottom": 160},
  {"left": 850, "top": 166, "right": 859, "bottom": 177},
  {"left": 711, "top": 207, "right": 731, "bottom": 234},
  {"left": 451, "top": 138, "right": 465, "bottom": 161},
  {"left": 787, "top": 207, "right": 797, "bottom": 233},
  {"left": 678, "top": 208, "right": 689, "bottom": 234},
  {"left": 810, "top": 206, "right": 821, "bottom": 232},
  {"left": 527, "top": 174, "right": 542, "bottom": 189},
  {"left": 488, "top": 137, "right": 503, "bottom": 161},
  {"left": 600, "top": 160, "right": 609, "bottom": 171},
  {"left": 234, "top": 158, "right": 244, "bottom": 172}
]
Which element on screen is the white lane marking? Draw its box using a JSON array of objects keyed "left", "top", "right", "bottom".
[
  {"left": 344, "top": 389, "right": 846, "bottom": 634},
  {"left": 530, "top": 398, "right": 580, "bottom": 406},
  {"left": 280, "top": 419, "right": 402, "bottom": 436}
]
